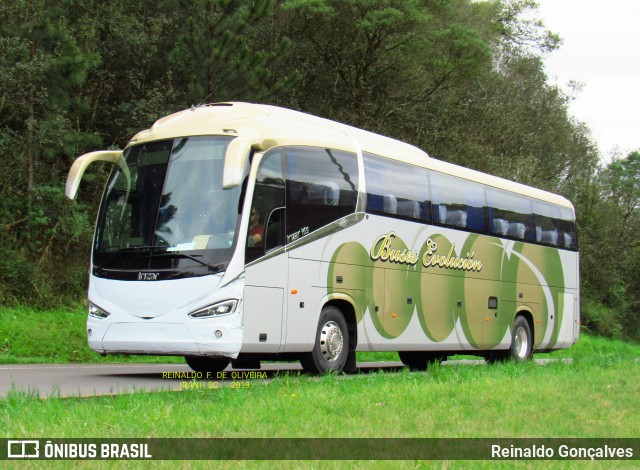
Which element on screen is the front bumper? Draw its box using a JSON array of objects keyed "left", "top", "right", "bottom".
[{"left": 89, "top": 320, "right": 243, "bottom": 357}]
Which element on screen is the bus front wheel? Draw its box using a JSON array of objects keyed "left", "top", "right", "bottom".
[
  {"left": 184, "top": 356, "right": 230, "bottom": 373},
  {"left": 301, "top": 306, "right": 349, "bottom": 374}
]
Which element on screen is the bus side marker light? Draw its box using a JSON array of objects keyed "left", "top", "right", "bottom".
[
  {"left": 485, "top": 317, "right": 490, "bottom": 322},
  {"left": 391, "top": 313, "right": 397, "bottom": 318},
  {"left": 291, "top": 289, "right": 298, "bottom": 295}
]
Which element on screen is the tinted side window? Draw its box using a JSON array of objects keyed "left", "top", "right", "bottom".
[
  {"left": 533, "top": 201, "right": 563, "bottom": 247},
  {"left": 286, "top": 147, "right": 358, "bottom": 238},
  {"left": 364, "top": 152, "right": 431, "bottom": 223},
  {"left": 431, "top": 173, "right": 486, "bottom": 232},
  {"left": 487, "top": 188, "right": 533, "bottom": 241}
]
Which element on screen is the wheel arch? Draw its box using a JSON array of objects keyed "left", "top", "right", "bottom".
[
  {"left": 323, "top": 297, "right": 358, "bottom": 350},
  {"left": 319, "top": 294, "right": 359, "bottom": 372}
]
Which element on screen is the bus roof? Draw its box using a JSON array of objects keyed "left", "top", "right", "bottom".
[{"left": 129, "top": 102, "right": 573, "bottom": 210}]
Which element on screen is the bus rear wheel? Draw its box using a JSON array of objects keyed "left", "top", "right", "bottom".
[
  {"left": 399, "top": 351, "right": 445, "bottom": 371},
  {"left": 486, "top": 315, "right": 533, "bottom": 363},
  {"left": 301, "top": 306, "right": 349, "bottom": 374},
  {"left": 510, "top": 315, "right": 533, "bottom": 361},
  {"left": 184, "top": 356, "right": 230, "bottom": 373}
]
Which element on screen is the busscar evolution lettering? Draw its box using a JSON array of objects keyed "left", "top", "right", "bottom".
[{"left": 369, "top": 232, "right": 482, "bottom": 272}]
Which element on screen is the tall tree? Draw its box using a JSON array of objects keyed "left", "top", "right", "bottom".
[
  {"left": 277, "top": 0, "right": 494, "bottom": 131},
  {"left": 576, "top": 151, "right": 640, "bottom": 339},
  {"left": 0, "top": 0, "right": 99, "bottom": 193},
  {"left": 64, "top": 0, "right": 183, "bottom": 146},
  {"left": 602, "top": 151, "right": 640, "bottom": 247},
  {"left": 419, "top": 52, "right": 599, "bottom": 192},
  {"left": 0, "top": 0, "right": 99, "bottom": 303},
  {"left": 169, "top": 0, "right": 296, "bottom": 105}
]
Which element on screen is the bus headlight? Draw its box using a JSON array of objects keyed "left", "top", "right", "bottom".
[
  {"left": 89, "top": 303, "right": 111, "bottom": 319},
  {"left": 188, "top": 299, "right": 238, "bottom": 318}
]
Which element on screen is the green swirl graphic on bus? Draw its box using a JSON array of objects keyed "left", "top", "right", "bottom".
[{"left": 328, "top": 232, "right": 565, "bottom": 347}]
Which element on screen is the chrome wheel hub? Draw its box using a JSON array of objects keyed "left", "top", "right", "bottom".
[
  {"left": 320, "top": 321, "right": 344, "bottom": 362},
  {"left": 514, "top": 326, "right": 528, "bottom": 358}
]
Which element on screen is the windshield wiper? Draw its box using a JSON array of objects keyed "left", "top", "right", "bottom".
[
  {"left": 96, "top": 246, "right": 162, "bottom": 270},
  {"left": 144, "top": 252, "right": 222, "bottom": 272}
]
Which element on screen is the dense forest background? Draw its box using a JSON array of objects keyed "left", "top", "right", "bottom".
[{"left": 0, "top": 0, "right": 638, "bottom": 340}]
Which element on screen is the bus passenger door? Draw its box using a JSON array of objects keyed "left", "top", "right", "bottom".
[
  {"left": 242, "top": 150, "right": 287, "bottom": 353},
  {"left": 286, "top": 256, "right": 321, "bottom": 352}
]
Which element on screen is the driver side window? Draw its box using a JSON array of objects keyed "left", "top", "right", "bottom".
[{"left": 245, "top": 150, "right": 285, "bottom": 264}]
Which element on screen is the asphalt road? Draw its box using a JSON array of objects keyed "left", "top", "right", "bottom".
[
  {"left": 0, "top": 359, "right": 568, "bottom": 398},
  {"left": 0, "top": 362, "right": 399, "bottom": 398}
]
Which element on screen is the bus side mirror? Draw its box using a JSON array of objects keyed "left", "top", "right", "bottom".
[
  {"left": 223, "top": 136, "right": 281, "bottom": 189},
  {"left": 65, "top": 150, "right": 125, "bottom": 199}
]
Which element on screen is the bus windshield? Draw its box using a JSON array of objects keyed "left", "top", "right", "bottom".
[{"left": 93, "top": 136, "right": 242, "bottom": 279}]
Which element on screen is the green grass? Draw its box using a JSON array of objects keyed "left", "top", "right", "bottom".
[
  {"left": 4, "top": 359, "right": 638, "bottom": 438},
  {"left": 537, "top": 333, "right": 640, "bottom": 360},
  {"left": 1, "top": 357, "right": 638, "bottom": 468},
  {"left": 0, "top": 306, "right": 181, "bottom": 364}
]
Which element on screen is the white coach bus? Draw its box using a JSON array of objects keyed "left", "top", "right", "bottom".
[{"left": 66, "top": 102, "right": 579, "bottom": 374}]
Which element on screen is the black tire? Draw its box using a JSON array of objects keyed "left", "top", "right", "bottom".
[
  {"left": 509, "top": 315, "right": 533, "bottom": 361},
  {"left": 486, "top": 315, "right": 533, "bottom": 363},
  {"left": 484, "top": 351, "right": 509, "bottom": 364},
  {"left": 301, "top": 306, "right": 349, "bottom": 374},
  {"left": 399, "top": 351, "right": 446, "bottom": 371},
  {"left": 184, "top": 356, "right": 230, "bottom": 373}
]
